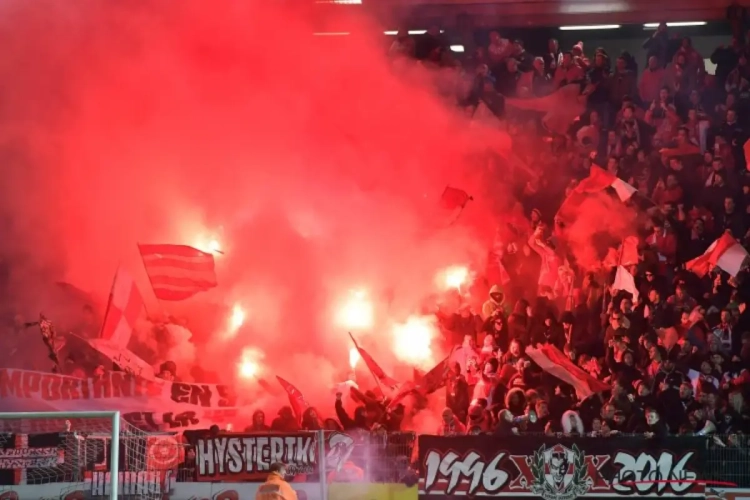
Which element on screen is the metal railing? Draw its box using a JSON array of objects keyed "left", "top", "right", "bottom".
[{"left": 0, "top": 431, "right": 747, "bottom": 488}]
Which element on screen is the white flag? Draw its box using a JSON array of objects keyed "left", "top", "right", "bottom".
[{"left": 612, "top": 265, "right": 639, "bottom": 304}]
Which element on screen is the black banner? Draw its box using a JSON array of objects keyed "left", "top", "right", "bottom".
[
  {"left": 418, "top": 435, "right": 705, "bottom": 498},
  {"left": 182, "top": 430, "right": 361, "bottom": 482}
]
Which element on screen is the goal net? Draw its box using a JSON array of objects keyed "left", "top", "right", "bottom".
[{"left": 0, "top": 411, "right": 181, "bottom": 500}]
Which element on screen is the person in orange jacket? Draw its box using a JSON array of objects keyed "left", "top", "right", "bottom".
[{"left": 256, "top": 462, "right": 298, "bottom": 500}]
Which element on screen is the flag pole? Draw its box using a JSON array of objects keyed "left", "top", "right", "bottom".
[
  {"left": 449, "top": 198, "right": 472, "bottom": 226},
  {"left": 98, "top": 266, "right": 120, "bottom": 340},
  {"left": 348, "top": 331, "right": 385, "bottom": 397}
]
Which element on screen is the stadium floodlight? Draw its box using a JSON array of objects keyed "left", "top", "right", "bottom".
[
  {"left": 384, "top": 29, "right": 445, "bottom": 35},
  {"left": 0, "top": 411, "right": 175, "bottom": 500},
  {"left": 643, "top": 21, "right": 707, "bottom": 28},
  {"left": 559, "top": 24, "right": 621, "bottom": 30}
]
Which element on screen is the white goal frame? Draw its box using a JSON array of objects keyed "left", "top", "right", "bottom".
[{"left": 0, "top": 410, "right": 121, "bottom": 499}]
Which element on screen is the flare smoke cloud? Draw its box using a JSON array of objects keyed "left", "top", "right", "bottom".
[{"left": 0, "top": 0, "right": 511, "bottom": 406}]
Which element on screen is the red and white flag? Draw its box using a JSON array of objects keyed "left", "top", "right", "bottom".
[
  {"left": 99, "top": 268, "right": 144, "bottom": 347},
  {"left": 575, "top": 166, "right": 637, "bottom": 202},
  {"left": 138, "top": 244, "right": 218, "bottom": 301},
  {"left": 526, "top": 344, "right": 610, "bottom": 399},
  {"left": 556, "top": 168, "right": 637, "bottom": 223},
  {"left": 686, "top": 232, "right": 749, "bottom": 278}
]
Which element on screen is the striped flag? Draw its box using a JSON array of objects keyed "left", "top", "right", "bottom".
[
  {"left": 99, "top": 268, "right": 143, "bottom": 347},
  {"left": 526, "top": 344, "right": 610, "bottom": 399},
  {"left": 138, "top": 244, "right": 218, "bottom": 301}
]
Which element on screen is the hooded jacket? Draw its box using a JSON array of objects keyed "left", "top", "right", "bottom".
[{"left": 482, "top": 285, "right": 508, "bottom": 319}]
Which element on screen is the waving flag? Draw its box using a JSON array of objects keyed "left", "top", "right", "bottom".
[
  {"left": 138, "top": 244, "right": 218, "bottom": 301},
  {"left": 687, "top": 232, "right": 749, "bottom": 278},
  {"left": 99, "top": 268, "right": 144, "bottom": 347},
  {"left": 526, "top": 344, "right": 609, "bottom": 399},
  {"left": 556, "top": 166, "right": 638, "bottom": 224},
  {"left": 612, "top": 266, "right": 639, "bottom": 304},
  {"left": 575, "top": 166, "right": 637, "bottom": 202},
  {"left": 349, "top": 332, "right": 399, "bottom": 389},
  {"left": 276, "top": 376, "right": 309, "bottom": 422},
  {"left": 620, "top": 236, "right": 640, "bottom": 266},
  {"left": 440, "top": 186, "right": 472, "bottom": 211},
  {"left": 504, "top": 84, "right": 587, "bottom": 135}
]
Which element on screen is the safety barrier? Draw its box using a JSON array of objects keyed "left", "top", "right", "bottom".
[{"left": 1, "top": 430, "right": 749, "bottom": 499}]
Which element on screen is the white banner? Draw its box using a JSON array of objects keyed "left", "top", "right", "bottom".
[{"left": 0, "top": 368, "right": 245, "bottom": 431}]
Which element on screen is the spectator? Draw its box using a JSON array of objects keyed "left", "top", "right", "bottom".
[
  {"left": 543, "top": 38, "right": 563, "bottom": 78},
  {"left": 639, "top": 56, "right": 665, "bottom": 104},
  {"left": 496, "top": 58, "right": 523, "bottom": 96},
  {"left": 487, "top": 31, "right": 512, "bottom": 66},
  {"left": 642, "top": 23, "right": 673, "bottom": 67},
  {"left": 554, "top": 51, "right": 585, "bottom": 88}
]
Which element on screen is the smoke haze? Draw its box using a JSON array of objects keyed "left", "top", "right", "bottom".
[{"left": 0, "top": 1, "right": 511, "bottom": 409}]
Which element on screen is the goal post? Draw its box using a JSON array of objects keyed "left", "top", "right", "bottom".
[
  {"left": 0, "top": 410, "right": 180, "bottom": 500},
  {"left": 0, "top": 411, "right": 120, "bottom": 499}
]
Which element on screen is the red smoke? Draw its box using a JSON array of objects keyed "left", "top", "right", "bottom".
[{"left": 0, "top": 1, "right": 511, "bottom": 413}]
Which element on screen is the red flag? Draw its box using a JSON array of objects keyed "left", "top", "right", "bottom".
[
  {"left": 389, "top": 355, "right": 453, "bottom": 408},
  {"left": 526, "top": 345, "right": 609, "bottom": 399},
  {"left": 687, "top": 232, "right": 748, "bottom": 277},
  {"left": 349, "top": 332, "right": 399, "bottom": 389},
  {"left": 574, "top": 166, "right": 617, "bottom": 194},
  {"left": 620, "top": 236, "right": 639, "bottom": 267},
  {"left": 660, "top": 143, "right": 701, "bottom": 158},
  {"left": 99, "top": 268, "right": 144, "bottom": 347},
  {"left": 504, "top": 84, "right": 586, "bottom": 135},
  {"left": 138, "top": 244, "right": 218, "bottom": 301},
  {"left": 417, "top": 356, "right": 450, "bottom": 395},
  {"left": 440, "top": 186, "right": 471, "bottom": 210},
  {"left": 276, "top": 376, "right": 309, "bottom": 422}
]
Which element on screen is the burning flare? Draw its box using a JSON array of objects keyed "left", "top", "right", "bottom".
[
  {"left": 335, "top": 288, "right": 374, "bottom": 330},
  {"left": 437, "top": 265, "right": 470, "bottom": 291},
  {"left": 237, "top": 347, "right": 264, "bottom": 380},
  {"left": 349, "top": 347, "right": 360, "bottom": 369},
  {"left": 392, "top": 315, "right": 436, "bottom": 368},
  {"left": 229, "top": 304, "right": 246, "bottom": 331},
  {"left": 240, "top": 360, "right": 257, "bottom": 378},
  {"left": 193, "top": 231, "right": 223, "bottom": 255}
]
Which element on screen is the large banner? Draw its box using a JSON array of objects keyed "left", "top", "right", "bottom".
[
  {"left": 185, "top": 430, "right": 358, "bottom": 482},
  {"left": 0, "top": 368, "right": 242, "bottom": 431},
  {"left": 418, "top": 435, "right": 706, "bottom": 499}
]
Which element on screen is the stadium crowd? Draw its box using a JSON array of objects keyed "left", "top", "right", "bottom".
[
  {"left": 40, "top": 21, "right": 750, "bottom": 444},
  {"left": 374, "top": 21, "right": 750, "bottom": 439}
]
